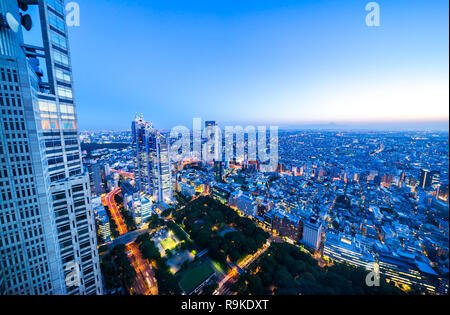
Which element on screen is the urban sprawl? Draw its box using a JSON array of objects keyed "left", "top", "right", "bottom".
[{"left": 81, "top": 122, "right": 449, "bottom": 296}]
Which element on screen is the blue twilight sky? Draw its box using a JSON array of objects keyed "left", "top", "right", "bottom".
[{"left": 28, "top": 0, "right": 449, "bottom": 130}]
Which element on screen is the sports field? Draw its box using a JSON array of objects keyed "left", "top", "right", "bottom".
[
  {"left": 160, "top": 236, "right": 178, "bottom": 251},
  {"left": 179, "top": 262, "right": 215, "bottom": 294}
]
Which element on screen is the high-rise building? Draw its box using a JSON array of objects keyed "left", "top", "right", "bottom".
[
  {"left": 86, "top": 160, "right": 105, "bottom": 196},
  {"left": 214, "top": 161, "right": 224, "bottom": 183},
  {"left": 91, "top": 162, "right": 104, "bottom": 195},
  {"left": 301, "top": 215, "right": 323, "bottom": 251},
  {"left": 0, "top": 270, "right": 5, "bottom": 295},
  {"left": 419, "top": 169, "right": 440, "bottom": 190},
  {"left": 0, "top": 0, "right": 102, "bottom": 294},
  {"left": 204, "top": 120, "right": 218, "bottom": 162},
  {"left": 132, "top": 115, "right": 172, "bottom": 204}
]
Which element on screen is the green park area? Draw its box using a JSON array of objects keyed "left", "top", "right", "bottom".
[{"left": 173, "top": 196, "right": 270, "bottom": 265}]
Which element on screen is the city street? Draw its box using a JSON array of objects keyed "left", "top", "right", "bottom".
[
  {"left": 103, "top": 188, "right": 128, "bottom": 236},
  {"left": 103, "top": 181, "right": 157, "bottom": 295},
  {"left": 127, "top": 242, "right": 158, "bottom": 295},
  {"left": 215, "top": 240, "right": 271, "bottom": 295}
]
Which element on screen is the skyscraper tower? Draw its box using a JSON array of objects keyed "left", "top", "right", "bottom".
[
  {"left": 419, "top": 169, "right": 440, "bottom": 190},
  {"left": 0, "top": 0, "right": 102, "bottom": 294},
  {"left": 214, "top": 161, "right": 224, "bottom": 183},
  {"left": 132, "top": 115, "right": 173, "bottom": 204}
]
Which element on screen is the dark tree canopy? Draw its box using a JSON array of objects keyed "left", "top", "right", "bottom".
[
  {"left": 173, "top": 196, "right": 269, "bottom": 265},
  {"left": 232, "top": 242, "right": 405, "bottom": 295}
]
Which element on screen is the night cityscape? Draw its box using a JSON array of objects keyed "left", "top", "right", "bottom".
[
  {"left": 80, "top": 127, "right": 449, "bottom": 296},
  {"left": 0, "top": 0, "right": 449, "bottom": 306}
]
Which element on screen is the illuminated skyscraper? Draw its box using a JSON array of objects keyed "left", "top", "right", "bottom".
[
  {"left": 132, "top": 115, "right": 173, "bottom": 204},
  {"left": 214, "top": 161, "right": 224, "bottom": 183},
  {"left": 419, "top": 169, "right": 440, "bottom": 189},
  {"left": 1, "top": 0, "right": 102, "bottom": 294}
]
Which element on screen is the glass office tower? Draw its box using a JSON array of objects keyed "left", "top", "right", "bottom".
[
  {"left": 0, "top": 0, "right": 102, "bottom": 294},
  {"left": 132, "top": 115, "right": 173, "bottom": 204}
]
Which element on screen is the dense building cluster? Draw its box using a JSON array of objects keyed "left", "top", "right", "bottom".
[{"left": 81, "top": 127, "right": 449, "bottom": 295}]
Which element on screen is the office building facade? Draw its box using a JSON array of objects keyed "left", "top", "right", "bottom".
[
  {"left": 272, "top": 211, "right": 303, "bottom": 242},
  {"left": 301, "top": 215, "right": 323, "bottom": 251},
  {"left": 419, "top": 169, "right": 440, "bottom": 190},
  {"left": 0, "top": 0, "right": 102, "bottom": 294},
  {"left": 91, "top": 161, "right": 104, "bottom": 196},
  {"left": 132, "top": 115, "right": 173, "bottom": 204}
]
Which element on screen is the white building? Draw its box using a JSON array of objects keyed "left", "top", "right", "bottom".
[
  {"left": 301, "top": 216, "right": 323, "bottom": 251},
  {"left": 132, "top": 194, "right": 154, "bottom": 227}
]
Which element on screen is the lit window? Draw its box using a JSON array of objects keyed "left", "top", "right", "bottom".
[
  {"left": 42, "top": 120, "right": 59, "bottom": 130},
  {"left": 39, "top": 99, "right": 57, "bottom": 112},
  {"left": 41, "top": 113, "right": 58, "bottom": 119},
  {"left": 60, "top": 104, "right": 74, "bottom": 114}
]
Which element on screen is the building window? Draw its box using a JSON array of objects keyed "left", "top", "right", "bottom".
[
  {"left": 41, "top": 113, "right": 58, "bottom": 119},
  {"left": 47, "top": 0, "right": 65, "bottom": 15},
  {"left": 48, "top": 12, "right": 66, "bottom": 32},
  {"left": 57, "top": 87, "right": 73, "bottom": 99},
  {"left": 42, "top": 120, "right": 59, "bottom": 130},
  {"left": 55, "top": 69, "right": 71, "bottom": 83},
  {"left": 62, "top": 122, "right": 76, "bottom": 130},
  {"left": 60, "top": 104, "right": 74, "bottom": 114},
  {"left": 38, "top": 99, "right": 57, "bottom": 112},
  {"left": 50, "top": 31, "right": 67, "bottom": 49},
  {"left": 53, "top": 51, "right": 69, "bottom": 66}
]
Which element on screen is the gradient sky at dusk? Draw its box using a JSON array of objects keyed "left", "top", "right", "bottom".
[{"left": 27, "top": 0, "right": 450, "bottom": 130}]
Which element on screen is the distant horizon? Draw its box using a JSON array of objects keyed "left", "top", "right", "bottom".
[{"left": 80, "top": 119, "right": 449, "bottom": 133}]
